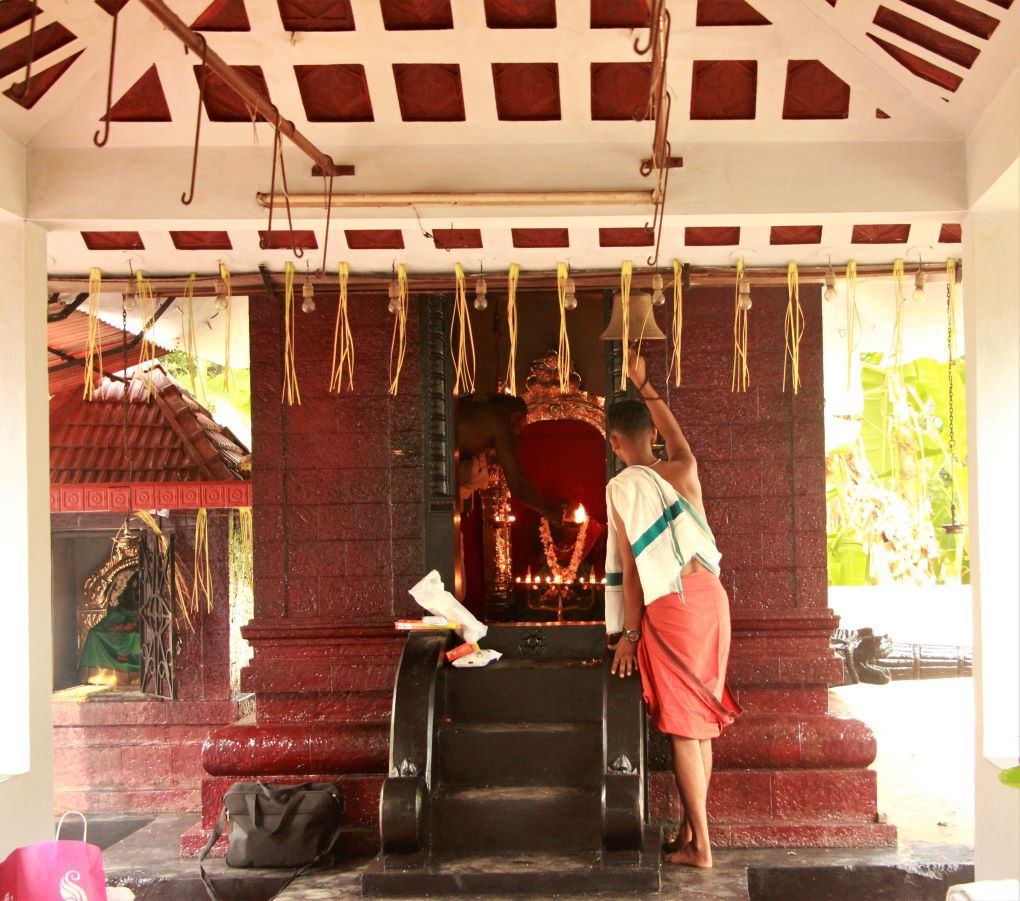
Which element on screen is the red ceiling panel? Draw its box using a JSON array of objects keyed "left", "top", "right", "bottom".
[
  {"left": 392, "top": 63, "right": 465, "bottom": 121},
  {"left": 685, "top": 226, "right": 740, "bottom": 246},
  {"left": 590, "top": 0, "right": 649, "bottom": 28},
  {"left": 492, "top": 63, "right": 560, "bottom": 120},
  {"left": 599, "top": 227, "right": 653, "bottom": 247},
  {"left": 95, "top": 1, "right": 131, "bottom": 15},
  {"left": 380, "top": 0, "right": 453, "bottom": 30},
  {"left": 511, "top": 228, "right": 569, "bottom": 248},
  {"left": 867, "top": 34, "right": 962, "bottom": 92},
  {"left": 690, "top": 60, "right": 757, "bottom": 119},
  {"left": 192, "top": 0, "right": 250, "bottom": 31},
  {"left": 258, "top": 230, "right": 318, "bottom": 249},
  {"left": 81, "top": 231, "right": 145, "bottom": 250},
  {"left": 938, "top": 223, "right": 962, "bottom": 243},
  {"left": 782, "top": 60, "right": 850, "bottom": 120},
  {"left": 590, "top": 62, "right": 652, "bottom": 120},
  {"left": 898, "top": 0, "right": 1000, "bottom": 40},
  {"left": 851, "top": 224, "right": 911, "bottom": 244},
  {"left": 3, "top": 49, "right": 82, "bottom": 110},
  {"left": 295, "top": 64, "right": 373, "bottom": 121},
  {"left": 985, "top": 0, "right": 1012, "bottom": 9},
  {"left": 276, "top": 0, "right": 356, "bottom": 31},
  {"left": 106, "top": 64, "right": 172, "bottom": 122},
  {"left": 197, "top": 64, "right": 272, "bottom": 121},
  {"left": 345, "top": 229, "right": 405, "bottom": 250},
  {"left": 433, "top": 228, "right": 482, "bottom": 250},
  {"left": 696, "top": 0, "right": 770, "bottom": 26},
  {"left": 0, "top": 22, "right": 75, "bottom": 79},
  {"left": 484, "top": 0, "right": 556, "bottom": 28},
  {"left": 0, "top": 1, "right": 42, "bottom": 34},
  {"left": 873, "top": 6, "right": 979, "bottom": 68},
  {"left": 170, "top": 231, "right": 233, "bottom": 250},
  {"left": 876, "top": 108, "right": 891, "bottom": 118},
  {"left": 770, "top": 225, "right": 823, "bottom": 245}
]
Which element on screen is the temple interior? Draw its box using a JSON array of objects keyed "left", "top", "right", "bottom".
[{"left": 0, "top": 0, "right": 1018, "bottom": 897}]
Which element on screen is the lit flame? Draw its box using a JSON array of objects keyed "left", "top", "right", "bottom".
[{"left": 573, "top": 504, "right": 587, "bottom": 524}]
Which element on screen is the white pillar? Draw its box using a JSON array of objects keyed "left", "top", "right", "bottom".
[
  {"left": 0, "top": 209, "right": 52, "bottom": 852},
  {"left": 963, "top": 199, "right": 1020, "bottom": 882}
]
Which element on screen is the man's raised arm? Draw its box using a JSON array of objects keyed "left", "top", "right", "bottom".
[{"left": 627, "top": 352, "right": 694, "bottom": 463}]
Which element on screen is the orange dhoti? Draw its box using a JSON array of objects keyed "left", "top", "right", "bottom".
[{"left": 637, "top": 571, "right": 742, "bottom": 739}]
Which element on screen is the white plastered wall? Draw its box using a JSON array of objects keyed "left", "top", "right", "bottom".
[
  {"left": 963, "top": 67, "right": 1020, "bottom": 881},
  {"left": 0, "top": 134, "right": 53, "bottom": 854}
]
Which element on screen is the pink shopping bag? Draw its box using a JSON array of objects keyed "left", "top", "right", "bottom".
[{"left": 0, "top": 812, "right": 107, "bottom": 901}]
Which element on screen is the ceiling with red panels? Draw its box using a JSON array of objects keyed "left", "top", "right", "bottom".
[{"left": 0, "top": 0, "right": 1014, "bottom": 275}]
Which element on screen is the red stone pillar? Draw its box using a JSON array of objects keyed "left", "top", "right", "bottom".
[
  {"left": 644, "top": 285, "right": 895, "bottom": 846},
  {"left": 196, "top": 290, "right": 424, "bottom": 855}
]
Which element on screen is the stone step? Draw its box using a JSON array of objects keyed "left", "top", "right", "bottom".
[
  {"left": 438, "top": 721, "right": 602, "bottom": 787},
  {"left": 432, "top": 785, "right": 601, "bottom": 855},
  {"left": 480, "top": 623, "right": 606, "bottom": 660},
  {"left": 444, "top": 658, "right": 603, "bottom": 723}
]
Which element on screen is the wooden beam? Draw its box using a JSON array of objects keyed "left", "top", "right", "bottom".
[{"left": 255, "top": 190, "right": 656, "bottom": 209}]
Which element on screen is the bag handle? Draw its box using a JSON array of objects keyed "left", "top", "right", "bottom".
[
  {"left": 55, "top": 810, "right": 88, "bottom": 843},
  {"left": 244, "top": 783, "right": 308, "bottom": 837}
]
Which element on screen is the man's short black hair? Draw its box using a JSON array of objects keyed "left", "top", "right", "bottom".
[
  {"left": 489, "top": 393, "right": 528, "bottom": 417},
  {"left": 606, "top": 399, "right": 652, "bottom": 437}
]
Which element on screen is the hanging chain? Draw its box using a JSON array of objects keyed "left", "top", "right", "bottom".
[{"left": 946, "top": 279, "right": 956, "bottom": 523}]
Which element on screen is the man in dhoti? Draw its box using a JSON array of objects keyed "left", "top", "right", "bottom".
[{"left": 604, "top": 353, "right": 741, "bottom": 868}]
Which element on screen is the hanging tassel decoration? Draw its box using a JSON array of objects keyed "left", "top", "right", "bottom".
[
  {"left": 220, "top": 262, "right": 234, "bottom": 392},
  {"left": 83, "top": 267, "right": 103, "bottom": 400},
  {"left": 192, "top": 507, "right": 213, "bottom": 614},
  {"left": 388, "top": 264, "right": 409, "bottom": 395},
  {"left": 668, "top": 259, "right": 683, "bottom": 387},
  {"left": 845, "top": 260, "right": 859, "bottom": 391},
  {"left": 731, "top": 258, "right": 750, "bottom": 392},
  {"left": 233, "top": 507, "right": 254, "bottom": 595},
  {"left": 182, "top": 273, "right": 207, "bottom": 404},
  {"left": 556, "top": 262, "right": 573, "bottom": 393},
  {"left": 330, "top": 262, "right": 355, "bottom": 393},
  {"left": 280, "top": 261, "right": 301, "bottom": 405},
  {"left": 135, "top": 271, "right": 159, "bottom": 399},
  {"left": 783, "top": 262, "right": 805, "bottom": 394},
  {"left": 451, "top": 263, "right": 476, "bottom": 396},
  {"left": 505, "top": 263, "right": 520, "bottom": 395},
  {"left": 890, "top": 258, "right": 906, "bottom": 372},
  {"left": 619, "top": 260, "right": 633, "bottom": 390}
]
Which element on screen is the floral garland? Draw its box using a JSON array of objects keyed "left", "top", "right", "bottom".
[{"left": 539, "top": 516, "right": 589, "bottom": 583}]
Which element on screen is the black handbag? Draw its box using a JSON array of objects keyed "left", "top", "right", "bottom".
[{"left": 199, "top": 781, "right": 344, "bottom": 900}]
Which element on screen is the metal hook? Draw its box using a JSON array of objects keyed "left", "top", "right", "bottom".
[
  {"left": 11, "top": 0, "right": 39, "bottom": 100},
  {"left": 318, "top": 161, "right": 336, "bottom": 277},
  {"left": 260, "top": 120, "right": 281, "bottom": 251},
  {"left": 632, "top": 0, "right": 665, "bottom": 55},
  {"left": 93, "top": 9, "right": 120, "bottom": 147},
  {"left": 274, "top": 115, "right": 304, "bottom": 259},
  {"left": 181, "top": 35, "right": 209, "bottom": 205}
]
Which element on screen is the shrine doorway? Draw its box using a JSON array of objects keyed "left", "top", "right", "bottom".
[{"left": 455, "top": 289, "right": 620, "bottom": 623}]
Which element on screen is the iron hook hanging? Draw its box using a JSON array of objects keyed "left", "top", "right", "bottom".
[
  {"left": 274, "top": 112, "right": 304, "bottom": 259},
  {"left": 260, "top": 116, "right": 281, "bottom": 251},
  {"left": 633, "top": 0, "right": 666, "bottom": 55},
  {"left": 11, "top": 0, "right": 39, "bottom": 100},
  {"left": 181, "top": 35, "right": 209, "bottom": 205},
  {"left": 93, "top": 7, "right": 121, "bottom": 147},
  {"left": 318, "top": 161, "right": 336, "bottom": 277}
]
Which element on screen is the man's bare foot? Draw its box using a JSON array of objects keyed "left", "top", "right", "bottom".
[{"left": 663, "top": 841, "right": 712, "bottom": 868}]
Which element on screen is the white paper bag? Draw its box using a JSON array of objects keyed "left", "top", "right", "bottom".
[{"left": 408, "top": 571, "right": 488, "bottom": 645}]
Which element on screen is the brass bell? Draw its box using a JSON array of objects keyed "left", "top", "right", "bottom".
[{"left": 599, "top": 292, "right": 666, "bottom": 341}]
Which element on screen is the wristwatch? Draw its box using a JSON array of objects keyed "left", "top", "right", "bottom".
[{"left": 624, "top": 629, "right": 642, "bottom": 643}]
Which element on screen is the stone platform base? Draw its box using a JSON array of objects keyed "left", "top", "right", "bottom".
[{"left": 362, "top": 827, "right": 662, "bottom": 897}]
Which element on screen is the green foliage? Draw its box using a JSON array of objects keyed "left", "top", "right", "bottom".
[{"left": 826, "top": 353, "right": 969, "bottom": 586}]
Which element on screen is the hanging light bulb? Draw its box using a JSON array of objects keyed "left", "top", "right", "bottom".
[
  {"left": 738, "top": 275, "right": 752, "bottom": 311},
  {"left": 387, "top": 278, "right": 400, "bottom": 314},
  {"left": 473, "top": 275, "right": 488, "bottom": 311},
  {"left": 824, "top": 262, "right": 837, "bottom": 303},
  {"left": 651, "top": 272, "right": 665, "bottom": 306},
  {"left": 563, "top": 276, "right": 577, "bottom": 311},
  {"left": 122, "top": 289, "right": 137, "bottom": 313},
  {"left": 912, "top": 266, "right": 926, "bottom": 303},
  {"left": 301, "top": 281, "right": 316, "bottom": 313},
  {"left": 214, "top": 277, "right": 228, "bottom": 312}
]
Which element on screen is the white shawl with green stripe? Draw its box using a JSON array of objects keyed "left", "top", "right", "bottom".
[{"left": 604, "top": 465, "right": 721, "bottom": 634}]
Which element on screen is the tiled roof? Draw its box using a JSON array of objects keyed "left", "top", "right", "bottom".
[
  {"left": 50, "top": 366, "right": 249, "bottom": 484},
  {"left": 48, "top": 308, "right": 169, "bottom": 396}
]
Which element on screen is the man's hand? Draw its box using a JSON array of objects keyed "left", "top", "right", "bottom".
[
  {"left": 611, "top": 638, "right": 638, "bottom": 678},
  {"left": 627, "top": 350, "right": 647, "bottom": 388}
]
